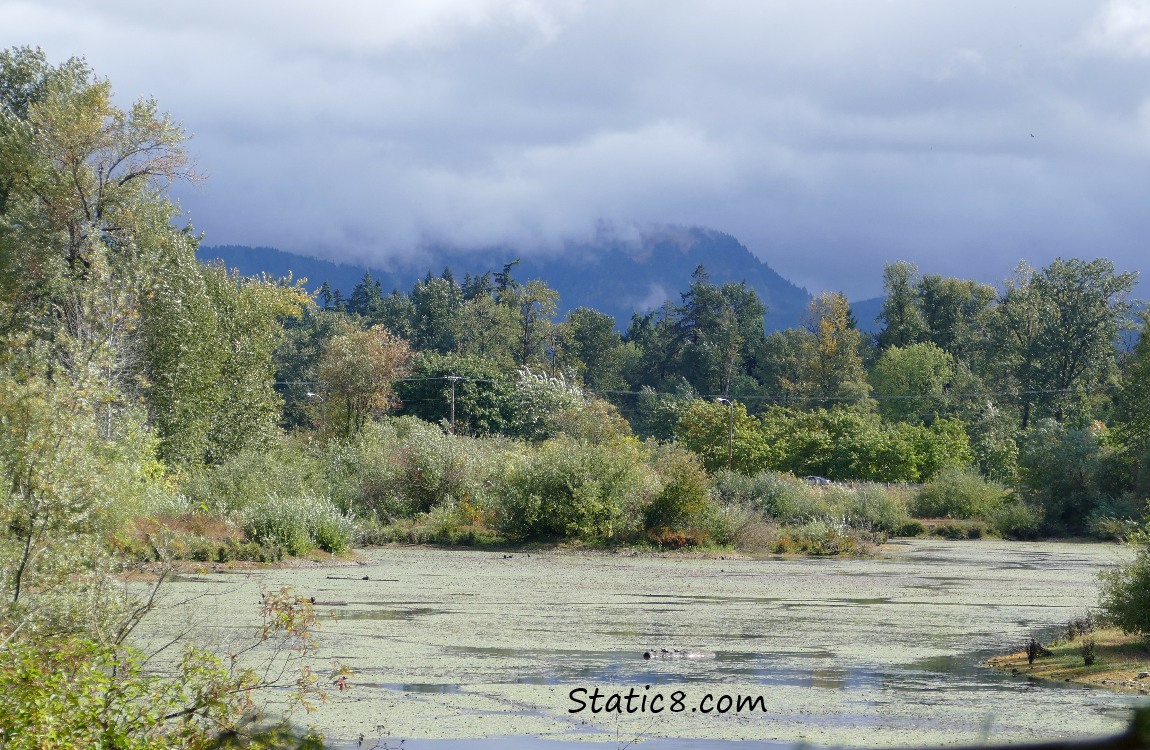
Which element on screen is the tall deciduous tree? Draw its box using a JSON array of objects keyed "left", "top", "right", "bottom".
[
  {"left": 318, "top": 325, "right": 413, "bottom": 437},
  {"left": 869, "top": 342, "right": 955, "bottom": 424},
  {"left": 876, "top": 261, "right": 927, "bottom": 349},
  {"left": 993, "top": 259, "right": 1136, "bottom": 429},
  {"left": 410, "top": 271, "right": 464, "bottom": 353},
  {"left": 141, "top": 263, "right": 308, "bottom": 464},
  {"left": 801, "top": 292, "right": 871, "bottom": 405},
  {"left": 917, "top": 274, "right": 996, "bottom": 365},
  {"left": 553, "top": 307, "right": 632, "bottom": 391},
  {"left": 1, "top": 46, "right": 196, "bottom": 429}
]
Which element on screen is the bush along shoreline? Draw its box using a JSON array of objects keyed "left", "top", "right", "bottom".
[{"left": 138, "top": 415, "right": 1102, "bottom": 563}]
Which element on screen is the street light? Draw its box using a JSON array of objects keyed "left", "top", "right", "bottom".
[{"left": 716, "top": 397, "right": 734, "bottom": 471}]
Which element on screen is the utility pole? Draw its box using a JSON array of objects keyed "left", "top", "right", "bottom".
[
  {"left": 447, "top": 376, "right": 461, "bottom": 434},
  {"left": 716, "top": 397, "right": 734, "bottom": 471}
]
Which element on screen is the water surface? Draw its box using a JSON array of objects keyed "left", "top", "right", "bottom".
[{"left": 138, "top": 540, "right": 1146, "bottom": 747}]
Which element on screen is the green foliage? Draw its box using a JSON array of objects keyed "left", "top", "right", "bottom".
[
  {"left": 553, "top": 307, "right": 633, "bottom": 391},
  {"left": 992, "top": 258, "right": 1136, "bottom": 429},
  {"left": 643, "top": 444, "right": 713, "bottom": 532},
  {"left": 984, "top": 498, "right": 1044, "bottom": 540},
  {"left": 756, "top": 407, "right": 971, "bottom": 483},
  {"left": 510, "top": 367, "right": 585, "bottom": 441},
  {"left": 0, "top": 353, "right": 175, "bottom": 634},
  {"left": 674, "top": 399, "right": 774, "bottom": 473},
  {"left": 1099, "top": 531, "right": 1150, "bottom": 635},
  {"left": 915, "top": 466, "right": 1009, "bottom": 519},
  {"left": 321, "top": 419, "right": 508, "bottom": 525},
  {"left": 317, "top": 324, "right": 413, "bottom": 438},
  {"left": 830, "top": 483, "right": 910, "bottom": 534},
  {"left": 182, "top": 439, "right": 326, "bottom": 515},
  {"left": 547, "top": 397, "right": 634, "bottom": 446},
  {"left": 1019, "top": 420, "right": 1127, "bottom": 533},
  {"left": 632, "top": 384, "right": 697, "bottom": 441},
  {"left": 142, "top": 263, "right": 309, "bottom": 465},
  {"left": 709, "top": 470, "right": 909, "bottom": 534},
  {"left": 274, "top": 308, "right": 356, "bottom": 430},
  {"left": 241, "top": 494, "right": 353, "bottom": 555},
  {"left": 622, "top": 266, "right": 766, "bottom": 396},
  {"left": 395, "top": 351, "right": 516, "bottom": 436},
  {"left": 771, "top": 519, "right": 877, "bottom": 555},
  {"left": 964, "top": 401, "right": 1020, "bottom": 484},
  {"left": 0, "top": 588, "right": 339, "bottom": 749},
  {"left": 495, "top": 437, "right": 649, "bottom": 542},
  {"left": 379, "top": 417, "right": 498, "bottom": 516},
  {"left": 875, "top": 261, "right": 928, "bottom": 349},
  {"left": 1114, "top": 312, "right": 1150, "bottom": 495},
  {"left": 869, "top": 342, "right": 955, "bottom": 424}
]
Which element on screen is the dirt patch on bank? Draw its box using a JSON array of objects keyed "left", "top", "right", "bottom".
[{"left": 987, "top": 628, "right": 1150, "bottom": 693}]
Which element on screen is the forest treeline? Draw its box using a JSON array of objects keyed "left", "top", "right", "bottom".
[{"left": 3, "top": 45, "right": 1150, "bottom": 746}]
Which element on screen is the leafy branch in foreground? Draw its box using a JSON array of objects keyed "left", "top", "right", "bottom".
[{"left": 0, "top": 585, "right": 350, "bottom": 749}]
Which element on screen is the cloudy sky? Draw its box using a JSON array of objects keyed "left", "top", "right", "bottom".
[{"left": 3, "top": 1, "right": 1149, "bottom": 299}]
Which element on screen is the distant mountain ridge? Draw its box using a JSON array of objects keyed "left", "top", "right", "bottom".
[{"left": 198, "top": 227, "right": 814, "bottom": 331}]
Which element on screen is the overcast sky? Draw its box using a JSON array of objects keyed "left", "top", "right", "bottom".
[{"left": 3, "top": 1, "right": 1150, "bottom": 299}]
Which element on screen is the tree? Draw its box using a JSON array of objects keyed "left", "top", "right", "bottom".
[
  {"left": 1, "top": 46, "right": 196, "bottom": 437},
  {"left": 869, "top": 342, "right": 955, "bottom": 424},
  {"left": 346, "top": 271, "right": 383, "bottom": 319},
  {"left": 801, "top": 292, "right": 871, "bottom": 405},
  {"left": 141, "top": 262, "right": 308, "bottom": 465},
  {"left": 394, "top": 351, "right": 517, "bottom": 436},
  {"left": 410, "top": 272, "right": 464, "bottom": 353},
  {"left": 674, "top": 399, "right": 774, "bottom": 474},
  {"left": 876, "top": 261, "right": 927, "bottom": 349},
  {"left": 552, "top": 307, "right": 632, "bottom": 391},
  {"left": 1018, "top": 419, "right": 1125, "bottom": 533},
  {"left": 317, "top": 325, "right": 413, "bottom": 437},
  {"left": 917, "top": 274, "right": 996, "bottom": 365},
  {"left": 676, "top": 267, "right": 767, "bottom": 397},
  {"left": 453, "top": 293, "right": 520, "bottom": 367},
  {"left": 993, "top": 259, "right": 1136, "bottom": 429},
  {"left": 510, "top": 367, "right": 585, "bottom": 441},
  {"left": 623, "top": 304, "right": 683, "bottom": 391},
  {"left": 1114, "top": 313, "right": 1150, "bottom": 494},
  {"left": 503, "top": 278, "right": 559, "bottom": 367}
]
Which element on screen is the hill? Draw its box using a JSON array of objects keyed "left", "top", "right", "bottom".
[{"left": 198, "top": 227, "right": 813, "bottom": 331}]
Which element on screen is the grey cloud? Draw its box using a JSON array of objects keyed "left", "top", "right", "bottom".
[{"left": 2, "top": 0, "right": 1148, "bottom": 299}]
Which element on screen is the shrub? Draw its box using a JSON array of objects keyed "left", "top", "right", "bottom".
[
  {"left": 914, "top": 466, "right": 1008, "bottom": 520},
  {"left": 324, "top": 418, "right": 507, "bottom": 523},
  {"left": 240, "top": 494, "right": 354, "bottom": 555},
  {"left": 930, "top": 519, "right": 989, "bottom": 540},
  {"left": 181, "top": 438, "right": 324, "bottom": 514},
  {"left": 494, "top": 437, "right": 650, "bottom": 542},
  {"left": 1019, "top": 420, "right": 1128, "bottom": 534},
  {"left": 770, "top": 519, "right": 876, "bottom": 556},
  {"left": 832, "top": 483, "right": 910, "bottom": 534},
  {"left": 1088, "top": 494, "right": 1148, "bottom": 541},
  {"left": 984, "top": 498, "right": 1043, "bottom": 540},
  {"left": 644, "top": 444, "right": 712, "bottom": 532},
  {"left": 1098, "top": 532, "right": 1150, "bottom": 635},
  {"left": 750, "top": 473, "right": 830, "bottom": 523},
  {"left": 710, "top": 471, "right": 909, "bottom": 541}
]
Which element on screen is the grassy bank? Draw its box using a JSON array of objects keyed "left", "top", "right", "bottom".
[{"left": 986, "top": 627, "right": 1150, "bottom": 693}]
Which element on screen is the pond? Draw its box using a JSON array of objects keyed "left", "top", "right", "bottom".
[{"left": 139, "top": 539, "right": 1148, "bottom": 748}]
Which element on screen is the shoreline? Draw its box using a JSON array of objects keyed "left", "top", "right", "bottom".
[{"left": 985, "top": 628, "right": 1150, "bottom": 694}]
